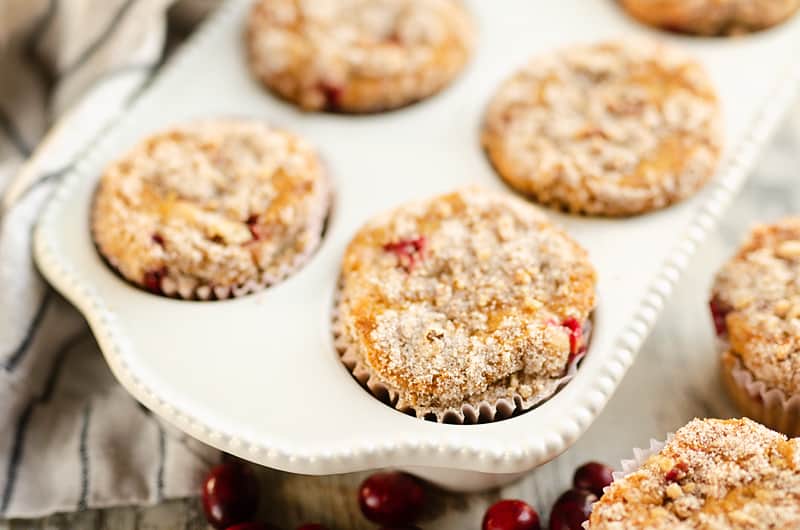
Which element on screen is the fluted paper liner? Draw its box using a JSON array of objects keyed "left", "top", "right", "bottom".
[
  {"left": 721, "top": 349, "right": 800, "bottom": 437},
  {"left": 333, "top": 285, "right": 590, "bottom": 424}
]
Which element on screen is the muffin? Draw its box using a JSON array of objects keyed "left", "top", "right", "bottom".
[
  {"left": 92, "top": 119, "right": 331, "bottom": 300},
  {"left": 589, "top": 418, "right": 800, "bottom": 529},
  {"left": 333, "top": 187, "right": 597, "bottom": 423},
  {"left": 711, "top": 218, "right": 800, "bottom": 435},
  {"left": 482, "top": 39, "right": 722, "bottom": 217},
  {"left": 620, "top": 0, "right": 800, "bottom": 36},
  {"left": 245, "top": 0, "right": 475, "bottom": 113}
]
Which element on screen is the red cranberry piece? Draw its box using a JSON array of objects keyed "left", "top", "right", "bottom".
[
  {"left": 709, "top": 297, "right": 731, "bottom": 337},
  {"left": 665, "top": 461, "right": 689, "bottom": 483},
  {"left": 561, "top": 318, "right": 584, "bottom": 357},
  {"left": 142, "top": 267, "right": 166, "bottom": 294},
  {"left": 548, "top": 489, "right": 597, "bottom": 530},
  {"left": 318, "top": 83, "right": 343, "bottom": 110},
  {"left": 573, "top": 462, "right": 614, "bottom": 497},
  {"left": 225, "top": 523, "right": 278, "bottom": 530},
  {"left": 358, "top": 472, "right": 425, "bottom": 526},
  {"left": 201, "top": 461, "right": 260, "bottom": 529},
  {"left": 383, "top": 236, "right": 427, "bottom": 272},
  {"left": 482, "top": 499, "right": 540, "bottom": 530},
  {"left": 296, "top": 525, "right": 329, "bottom": 530},
  {"left": 152, "top": 233, "right": 165, "bottom": 246}
]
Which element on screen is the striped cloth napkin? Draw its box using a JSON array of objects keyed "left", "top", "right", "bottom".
[{"left": 0, "top": 0, "right": 219, "bottom": 518}]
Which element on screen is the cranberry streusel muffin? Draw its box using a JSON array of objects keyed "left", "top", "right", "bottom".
[
  {"left": 245, "top": 0, "right": 475, "bottom": 113},
  {"left": 711, "top": 218, "right": 800, "bottom": 435},
  {"left": 333, "top": 187, "right": 597, "bottom": 423},
  {"left": 589, "top": 418, "right": 800, "bottom": 529},
  {"left": 620, "top": 0, "right": 800, "bottom": 36},
  {"left": 482, "top": 40, "right": 722, "bottom": 217},
  {"left": 92, "top": 119, "right": 330, "bottom": 300}
]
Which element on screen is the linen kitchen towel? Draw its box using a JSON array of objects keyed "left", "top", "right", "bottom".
[{"left": 0, "top": 0, "right": 219, "bottom": 518}]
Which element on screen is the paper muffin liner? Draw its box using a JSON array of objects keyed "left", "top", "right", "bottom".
[
  {"left": 612, "top": 434, "right": 674, "bottom": 482},
  {"left": 332, "top": 285, "right": 591, "bottom": 424},
  {"left": 92, "top": 175, "right": 332, "bottom": 301},
  {"left": 720, "top": 348, "right": 800, "bottom": 437}
]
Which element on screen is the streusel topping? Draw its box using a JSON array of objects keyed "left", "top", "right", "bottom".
[
  {"left": 482, "top": 39, "right": 721, "bottom": 216},
  {"left": 92, "top": 119, "right": 330, "bottom": 299},
  {"left": 336, "top": 187, "right": 596, "bottom": 411},
  {"left": 711, "top": 218, "right": 800, "bottom": 395},
  {"left": 621, "top": 0, "right": 800, "bottom": 36},
  {"left": 245, "top": 0, "right": 474, "bottom": 112},
  {"left": 589, "top": 418, "right": 800, "bottom": 529}
]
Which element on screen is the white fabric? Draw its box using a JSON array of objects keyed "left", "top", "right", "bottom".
[{"left": 0, "top": 0, "right": 219, "bottom": 518}]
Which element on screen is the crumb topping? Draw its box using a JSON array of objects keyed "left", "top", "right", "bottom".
[
  {"left": 92, "top": 119, "right": 330, "bottom": 299},
  {"left": 589, "top": 418, "right": 800, "bottom": 529},
  {"left": 712, "top": 218, "right": 800, "bottom": 395},
  {"left": 482, "top": 39, "right": 721, "bottom": 216},
  {"left": 245, "top": 0, "right": 474, "bottom": 111},
  {"left": 621, "top": 0, "right": 800, "bottom": 36},
  {"left": 336, "top": 187, "right": 596, "bottom": 410}
]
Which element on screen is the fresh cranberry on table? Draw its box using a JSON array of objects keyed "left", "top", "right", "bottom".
[
  {"left": 548, "top": 489, "right": 597, "bottom": 530},
  {"left": 201, "top": 461, "right": 260, "bottom": 529},
  {"left": 226, "top": 524, "right": 279, "bottom": 530},
  {"left": 482, "top": 499, "right": 541, "bottom": 530},
  {"left": 572, "top": 462, "right": 614, "bottom": 497},
  {"left": 358, "top": 472, "right": 425, "bottom": 525}
]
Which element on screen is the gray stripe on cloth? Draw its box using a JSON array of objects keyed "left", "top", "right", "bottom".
[
  {"left": 0, "top": 331, "right": 88, "bottom": 515},
  {"left": 77, "top": 403, "right": 92, "bottom": 510},
  {"left": 1, "top": 292, "right": 51, "bottom": 372}
]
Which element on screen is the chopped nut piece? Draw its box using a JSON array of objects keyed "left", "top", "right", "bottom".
[
  {"left": 665, "top": 483, "right": 683, "bottom": 500},
  {"left": 776, "top": 240, "right": 800, "bottom": 259}
]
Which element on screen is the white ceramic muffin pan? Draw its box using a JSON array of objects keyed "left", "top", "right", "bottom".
[{"left": 34, "top": 0, "right": 800, "bottom": 491}]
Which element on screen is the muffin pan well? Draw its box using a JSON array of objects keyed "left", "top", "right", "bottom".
[{"left": 34, "top": 0, "right": 800, "bottom": 491}]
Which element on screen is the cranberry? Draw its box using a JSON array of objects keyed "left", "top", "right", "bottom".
[
  {"left": 709, "top": 297, "right": 731, "bottom": 337},
  {"left": 383, "top": 236, "right": 427, "bottom": 272},
  {"left": 318, "top": 83, "right": 343, "bottom": 110},
  {"left": 548, "top": 489, "right": 596, "bottom": 530},
  {"left": 296, "top": 525, "right": 329, "bottom": 530},
  {"left": 201, "top": 461, "right": 260, "bottom": 529},
  {"left": 358, "top": 472, "right": 425, "bottom": 526},
  {"left": 561, "top": 318, "right": 584, "bottom": 357},
  {"left": 226, "top": 523, "right": 278, "bottom": 530},
  {"left": 573, "top": 462, "right": 614, "bottom": 497},
  {"left": 152, "top": 233, "right": 165, "bottom": 246},
  {"left": 482, "top": 499, "right": 540, "bottom": 530},
  {"left": 142, "top": 267, "right": 166, "bottom": 294},
  {"left": 665, "top": 461, "right": 689, "bottom": 483}
]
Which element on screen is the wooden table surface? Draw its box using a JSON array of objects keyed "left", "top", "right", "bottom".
[{"left": 2, "top": 103, "right": 799, "bottom": 530}]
